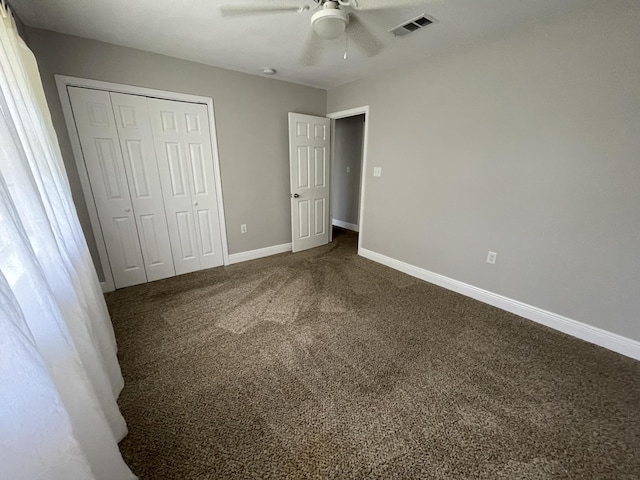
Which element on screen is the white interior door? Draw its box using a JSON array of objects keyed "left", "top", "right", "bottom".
[
  {"left": 110, "top": 92, "right": 175, "bottom": 282},
  {"left": 148, "top": 98, "right": 224, "bottom": 275},
  {"left": 289, "top": 113, "right": 331, "bottom": 253},
  {"left": 68, "top": 87, "right": 147, "bottom": 288}
]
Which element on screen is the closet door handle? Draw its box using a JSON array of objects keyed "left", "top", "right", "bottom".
[
  {"left": 193, "top": 201, "right": 199, "bottom": 206},
  {"left": 125, "top": 208, "right": 131, "bottom": 213}
]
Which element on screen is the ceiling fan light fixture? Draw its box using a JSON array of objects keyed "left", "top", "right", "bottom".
[{"left": 311, "top": 9, "right": 348, "bottom": 40}]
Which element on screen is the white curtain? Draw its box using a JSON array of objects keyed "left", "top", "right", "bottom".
[{"left": 0, "top": 4, "right": 136, "bottom": 480}]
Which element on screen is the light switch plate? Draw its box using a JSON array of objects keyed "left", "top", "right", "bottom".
[{"left": 373, "top": 167, "right": 382, "bottom": 177}]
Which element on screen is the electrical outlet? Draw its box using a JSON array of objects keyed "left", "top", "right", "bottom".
[
  {"left": 373, "top": 167, "right": 382, "bottom": 177},
  {"left": 486, "top": 251, "right": 497, "bottom": 264},
  {"left": 346, "top": 166, "right": 351, "bottom": 173},
  {"left": 240, "top": 224, "right": 247, "bottom": 234}
]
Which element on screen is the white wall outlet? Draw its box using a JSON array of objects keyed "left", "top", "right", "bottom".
[
  {"left": 240, "top": 224, "right": 247, "bottom": 234},
  {"left": 486, "top": 251, "right": 497, "bottom": 264},
  {"left": 373, "top": 167, "right": 382, "bottom": 177},
  {"left": 346, "top": 166, "right": 351, "bottom": 173}
]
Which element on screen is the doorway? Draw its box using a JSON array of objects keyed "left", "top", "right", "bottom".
[
  {"left": 287, "top": 107, "right": 369, "bottom": 255},
  {"left": 331, "top": 114, "right": 365, "bottom": 235},
  {"left": 327, "top": 106, "right": 369, "bottom": 252}
]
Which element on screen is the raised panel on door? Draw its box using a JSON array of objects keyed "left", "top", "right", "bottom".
[
  {"left": 68, "top": 86, "right": 146, "bottom": 288},
  {"left": 289, "top": 113, "right": 331, "bottom": 253},
  {"left": 175, "top": 210, "right": 198, "bottom": 263},
  {"left": 110, "top": 92, "right": 175, "bottom": 282},
  {"left": 148, "top": 98, "right": 224, "bottom": 272}
]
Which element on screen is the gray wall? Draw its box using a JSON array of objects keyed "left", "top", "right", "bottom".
[
  {"left": 27, "top": 27, "right": 326, "bottom": 280},
  {"left": 332, "top": 115, "right": 364, "bottom": 227},
  {"left": 327, "top": 0, "right": 640, "bottom": 341}
]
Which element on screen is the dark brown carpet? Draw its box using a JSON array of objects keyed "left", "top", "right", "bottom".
[{"left": 108, "top": 228, "right": 640, "bottom": 479}]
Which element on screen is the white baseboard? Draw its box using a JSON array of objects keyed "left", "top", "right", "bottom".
[
  {"left": 228, "top": 243, "right": 292, "bottom": 265},
  {"left": 100, "top": 282, "right": 113, "bottom": 293},
  {"left": 332, "top": 219, "right": 359, "bottom": 232},
  {"left": 359, "top": 248, "right": 640, "bottom": 361}
]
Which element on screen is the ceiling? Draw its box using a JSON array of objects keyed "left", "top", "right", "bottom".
[{"left": 11, "top": 0, "right": 594, "bottom": 89}]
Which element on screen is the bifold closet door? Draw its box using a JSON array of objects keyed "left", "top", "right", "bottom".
[
  {"left": 110, "top": 92, "right": 175, "bottom": 282},
  {"left": 68, "top": 87, "right": 147, "bottom": 288},
  {"left": 147, "top": 98, "right": 224, "bottom": 275}
]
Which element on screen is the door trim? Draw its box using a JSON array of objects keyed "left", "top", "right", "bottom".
[
  {"left": 326, "top": 106, "right": 370, "bottom": 254},
  {"left": 55, "top": 75, "right": 230, "bottom": 292}
]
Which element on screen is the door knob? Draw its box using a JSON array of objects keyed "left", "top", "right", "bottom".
[
  {"left": 292, "top": 193, "right": 300, "bottom": 198},
  {"left": 193, "top": 201, "right": 199, "bottom": 206},
  {"left": 125, "top": 208, "right": 131, "bottom": 213}
]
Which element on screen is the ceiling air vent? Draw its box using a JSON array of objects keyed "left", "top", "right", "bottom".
[{"left": 389, "top": 14, "right": 435, "bottom": 37}]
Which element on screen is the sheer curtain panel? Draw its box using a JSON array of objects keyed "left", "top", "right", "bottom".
[{"left": 0, "top": 3, "right": 136, "bottom": 479}]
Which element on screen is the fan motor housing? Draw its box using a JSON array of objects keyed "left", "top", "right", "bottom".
[{"left": 311, "top": 5, "right": 349, "bottom": 39}]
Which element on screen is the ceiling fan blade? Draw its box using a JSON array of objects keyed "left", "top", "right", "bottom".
[
  {"left": 349, "top": 0, "right": 435, "bottom": 10},
  {"left": 347, "top": 15, "right": 384, "bottom": 57},
  {"left": 220, "top": 3, "right": 309, "bottom": 17},
  {"left": 299, "top": 30, "right": 323, "bottom": 67}
]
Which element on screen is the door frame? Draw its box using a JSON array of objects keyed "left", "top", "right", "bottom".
[
  {"left": 55, "top": 75, "right": 230, "bottom": 292},
  {"left": 326, "top": 106, "right": 370, "bottom": 253}
]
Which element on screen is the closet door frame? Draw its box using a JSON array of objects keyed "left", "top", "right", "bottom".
[{"left": 56, "top": 75, "right": 230, "bottom": 293}]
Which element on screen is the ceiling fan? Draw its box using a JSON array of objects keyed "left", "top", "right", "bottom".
[{"left": 220, "top": 0, "right": 432, "bottom": 66}]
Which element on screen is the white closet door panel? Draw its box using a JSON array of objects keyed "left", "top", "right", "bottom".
[
  {"left": 110, "top": 92, "right": 175, "bottom": 282},
  {"left": 68, "top": 87, "right": 146, "bottom": 288},
  {"left": 148, "top": 98, "right": 224, "bottom": 273},
  {"left": 148, "top": 101, "right": 200, "bottom": 275},
  {"left": 183, "top": 103, "right": 223, "bottom": 269}
]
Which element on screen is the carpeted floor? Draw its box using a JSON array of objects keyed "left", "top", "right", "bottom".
[{"left": 108, "top": 228, "right": 640, "bottom": 479}]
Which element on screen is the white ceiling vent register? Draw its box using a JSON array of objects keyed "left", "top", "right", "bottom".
[{"left": 389, "top": 14, "right": 435, "bottom": 37}]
